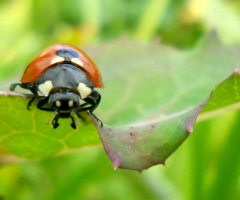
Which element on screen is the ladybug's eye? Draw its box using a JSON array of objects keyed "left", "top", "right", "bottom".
[{"left": 56, "top": 100, "right": 61, "bottom": 107}]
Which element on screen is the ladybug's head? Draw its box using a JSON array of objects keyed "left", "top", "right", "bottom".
[
  {"left": 49, "top": 92, "right": 80, "bottom": 114},
  {"left": 48, "top": 91, "right": 81, "bottom": 129}
]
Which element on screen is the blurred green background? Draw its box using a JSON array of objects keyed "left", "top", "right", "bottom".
[{"left": 1, "top": 0, "right": 240, "bottom": 199}]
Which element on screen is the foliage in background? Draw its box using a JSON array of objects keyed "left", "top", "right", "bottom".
[{"left": 1, "top": 0, "right": 240, "bottom": 200}]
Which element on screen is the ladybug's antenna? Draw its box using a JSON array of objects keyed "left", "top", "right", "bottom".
[
  {"left": 71, "top": 111, "right": 80, "bottom": 126},
  {"left": 46, "top": 110, "right": 58, "bottom": 125}
]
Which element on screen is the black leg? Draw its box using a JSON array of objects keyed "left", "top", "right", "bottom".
[
  {"left": 89, "top": 94, "right": 103, "bottom": 127},
  {"left": 75, "top": 98, "right": 97, "bottom": 113},
  {"left": 27, "top": 97, "right": 36, "bottom": 110},
  {"left": 79, "top": 103, "right": 89, "bottom": 107},
  {"left": 52, "top": 114, "right": 60, "bottom": 129},
  {"left": 28, "top": 83, "right": 38, "bottom": 96},
  {"left": 76, "top": 94, "right": 103, "bottom": 127},
  {"left": 27, "top": 84, "right": 39, "bottom": 110},
  {"left": 76, "top": 105, "right": 95, "bottom": 112},
  {"left": 27, "top": 83, "right": 39, "bottom": 110},
  {"left": 37, "top": 97, "right": 55, "bottom": 112},
  {"left": 10, "top": 83, "right": 29, "bottom": 91},
  {"left": 89, "top": 94, "right": 101, "bottom": 113},
  {"left": 91, "top": 112, "right": 103, "bottom": 127},
  {"left": 10, "top": 83, "right": 39, "bottom": 110},
  {"left": 70, "top": 116, "right": 76, "bottom": 129},
  {"left": 76, "top": 94, "right": 101, "bottom": 113},
  {"left": 90, "top": 90, "right": 100, "bottom": 100},
  {"left": 10, "top": 83, "right": 20, "bottom": 91}
]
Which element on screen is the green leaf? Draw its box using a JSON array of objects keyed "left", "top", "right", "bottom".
[
  {"left": 202, "top": 70, "right": 240, "bottom": 112},
  {"left": 0, "top": 91, "right": 100, "bottom": 159},
  {"left": 1, "top": 32, "right": 240, "bottom": 166},
  {"left": 92, "top": 71, "right": 240, "bottom": 172}
]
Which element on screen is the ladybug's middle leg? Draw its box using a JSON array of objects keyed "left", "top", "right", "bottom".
[
  {"left": 27, "top": 97, "right": 36, "bottom": 110},
  {"left": 70, "top": 116, "right": 77, "bottom": 129}
]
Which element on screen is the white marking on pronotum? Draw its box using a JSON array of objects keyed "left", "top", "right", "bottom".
[
  {"left": 50, "top": 56, "right": 65, "bottom": 65},
  {"left": 72, "top": 111, "right": 80, "bottom": 126},
  {"left": 77, "top": 83, "right": 91, "bottom": 99},
  {"left": 71, "top": 58, "right": 84, "bottom": 67},
  {"left": 38, "top": 80, "right": 54, "bottom": 96},
  {"left": 56, "top": 100, "right": 61, "bottom": 107},
  {"left": 46, "top": 110, "right": 58, "bottom": 125},
  {"left": 68, "top": 100, "right": 74, "bottom": 107}
]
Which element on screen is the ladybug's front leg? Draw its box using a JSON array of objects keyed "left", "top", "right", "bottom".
[
  {"left": 10, "top": 83, "right": 37, "bottom": 110},
  {"left": 37, "top": 97, "right": 55, "bottom": 112},
  {"left": 76, "top": 94, "right": 103, "bottom": 127},
  {"left": 27, "top": 83, "right": 39, "bottom": 110},
  {"left": 52, "top": 114, "right": 60, "bottom": 129},
  {"left": 70, "top": 116, "right": 77, "bottom": 129},
  {"left": 27, "top": 97, "right": 36, "bottom": 110}
]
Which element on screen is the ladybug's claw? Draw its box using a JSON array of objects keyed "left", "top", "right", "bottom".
[{"left": 91, "top": 113, "right": 103, "bottom": 127}]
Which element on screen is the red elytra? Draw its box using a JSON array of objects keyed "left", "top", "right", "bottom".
[{"left": 21, "top": 44, "right": 104, "bottom": 88}]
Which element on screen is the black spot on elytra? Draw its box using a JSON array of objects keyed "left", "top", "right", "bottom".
[{"left": 56, "top": 49, "right": 79, "bottom": 62}]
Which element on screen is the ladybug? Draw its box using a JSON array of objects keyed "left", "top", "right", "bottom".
[{"left": 10, "top": 44, "right": 104, "bottom": 129}]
